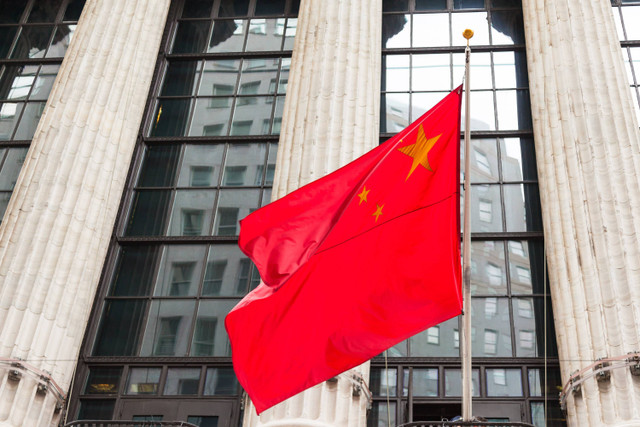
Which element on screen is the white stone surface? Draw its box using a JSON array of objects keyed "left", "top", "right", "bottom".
[
  {"left": 0, "top": 0, "right": 170, "bottom": 425},
  {"left": 522, "top": 0, "right": 640, "bottom": 425},
  {"left": 243, "top": 0, "right": 381, "bottom": 425}
]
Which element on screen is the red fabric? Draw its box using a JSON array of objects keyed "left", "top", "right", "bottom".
[{"left": 225, "top": 87, "right": 463, "bottom": 414}]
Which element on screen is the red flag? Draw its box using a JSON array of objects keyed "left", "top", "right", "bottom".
[{"left": 225, "top": 87, "right": 463, "bottom": 414}]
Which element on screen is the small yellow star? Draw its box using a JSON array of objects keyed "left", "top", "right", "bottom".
[
  {"left": 357, "top": 186, "right": 370, "bottom": 205},
  {"left": 372, "top": 204, "right": 384, "bottom": 222},
  {"left": 398, "top": 125, "right": 441, "bottom": 181}
]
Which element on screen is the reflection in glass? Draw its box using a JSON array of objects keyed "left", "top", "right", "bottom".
[
  {"left": 513, "top": 298, "right": 557, "bottom": 357},
  {"left": 383, "top": 14, "right": 410, "bottom": 48},
  {"left": 150, "top": 98, "right": 192, "bottom": 137},
  {"left": 190, "top": 97, "right": 232, "bottom": 136},
  {"left": 0, "top": 147, "right": 28, "bottom": 190},
  {"left": 486, "top": 368, "right": 523, "bottom": 396},
  {"left": 161, "top": 61, "right": 201, "bottom": 96},
  {"left": 453, "top": 52, "right": 492, "bottom": 90},
  {"left": 284, "top": 18, "right": 297, "bottom": 50},
  {"left": 452, "top": 12, "right": 489, "bottom": 46},
  {"left": 172, "top": 21, "right": 210, "bottom": 53},
  {"left": 126, "top": 367, "right": 161, "bottom": 395},
  {"left": 382, "top": 55, "right": 409, "bottom": 92},
  {"left": 164, "top": 368, "right": 200, "bottom": 395},
  {"left": 413, "top": 14, "right": 449, "bottom": 47},
  {"left": 503, "top": 184, "right": 542, "bottom": 231},
  {"left": 465, "top": 139, "right": 498, "bottom": 182},
  {"left": 109, "top": 245, "right": 160, "bottom": 296},
  {"left": 199, "top": 59, "right": 240, "bottom": 96},
  {"left": 367, "top": 402, "right": 396, "bottom": 427},
  {"left": 468, "top": 90, "right": 495, "bottom": 130},
  {"left": 410, "top": 317, "right": 459, "bottom": 356},
  {"left": 410, "top": 368, "right": 438, "bottom": 396},
  {"left": 31, "top": 64, "right": 59, "bottom": 100},
  {"left": 496, "top": 89, "right": 532, "bottom": 130},
  {"left": 14, "top": 101, "right": 45, "bottom": 139},
  {"left": 168, "top": 190, "right": 216, "bottom": 236},
  {"left": 370, "top": 368, "right": 397, "bottom": 397},
  {"left": 93, "top": 300, "right": 146, "bottom": 356},
  {"left": 85, "top": 367, "right": 122, "bottom": 394},
  {"left": 493, "top": 51, "right": 528, "bottom": 89},
  {"left": 500, "top": 137, "right": 537, "bottom": 181},
  {"left": 471, "top": 241, "right": 506, "bottom": 295},
  {"left": 528, "top": 368, "right": 562, "bottom": 397},
  {"left": 491, "top": 11, "right": 525, "bottom": 44},
  {"left": 154, "top": 245, "right": 206, "bottom": 296},
  {"left": 209, "top": 19, "right": 246, "bottom": 52},
  {"left": 623, "top": 7, "right": 640, "bottom": 40},
  {"left": 204, "top": 368, "right": 239, "bottom": 395},
  {"left": 0, "top": 102, "right": 24, "bottom": 140},
  {"left": 412, "top": 54, "right": 451, "bottom": 91},
  {"left": 239, "top": 58, "right": 278, "bottom": 95},
  {"left": 215, "top": 190, "right": 259, "bottom": 236},
  {"left": 470, "top": 184, "right": 502, "bottom": 232},
  {"left": 203, "top": 244, "right": 257, "bottom": 296},
  {"left": 138, "top": 145, "right": 180, "bottom": 187},
  {"left": 381, "top": 93, "right": 409, "bottom": 133},
  {"left": 231, "top": 96, "right": 273, "bottom": 135},
  {"left": 125, "top": 190, "right": 172, "bottom": 235},
  {"left": 246, "top": 18, "right": 284, "bottom": 51},
  {"left": 46, "top": 25, "right": 76, "bottom": 58},
  {"left": 445, "top": 368, "right": 480, "bottom": 396},
  {"left": 191, "top": 300, "right": 238, "bottom": 356},
  {"left": 472, "top": 298, "right": 512, "bottom": 356},
  {"left": 1, "top": 65, "right": 37, "bottom": 100},
  {"left": 509, "top": 240, "right": 544, "bottom": 294},
  {"left": 141, "top": 300, "right": 196, "bottom": 356},
  {"left": 224, "top": 143, "right": 268, "bottom": 185}
]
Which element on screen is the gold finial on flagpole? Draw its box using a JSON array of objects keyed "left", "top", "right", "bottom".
[{"left": 463, "top": 29, "right": 474, "bottom": 46}]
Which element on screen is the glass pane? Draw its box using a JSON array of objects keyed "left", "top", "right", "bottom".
[
  {"left": 494, "top": 51, "right": 528, "bottom": 88},
  {"left": 182, "top": 0, "right": 213, "bottom": 18},
  {"left": 77, "top": 400, "right": 114, "bottom": 420},
  {"left": 161, "top": 61, "right": 201, "bottom": 96},
  {"left": 209, "top": 19, "right": 246, "bottom": 52},
  {"left": 283, "top": 18, "right": 296, "bottom": 50},
  {"left": 0, "top": 102, "right": 23, "bottom": 139},
  {"left": 150, "top": 98, "right": 193, "bottom": 137},
  {"left": 140, "top": 300, "right": 196, "bottom": 356},
  {"left": 203, "top": 245, "right": 256, "bottom": 295},
  {"left": 0, "top": 147, "right": 28, "bottom": 190},
  {"left": 491, "top": 10, "right": 525, "bottom": 44},
  {"left": 164, "top": 368, "right": 200, "bottom": 395},
  {"left": 0, "top": 192, "right": 11, "bottom": 218},
  {"left": 470, "top": 184, "right": 502, "bottom": 232},
  {"left": 453, "top": 52, "right": 492, "bottom": 90},
  {"left": 496, "top": 89, "right": 532, "bottom": 130},
  {"left": 278, "top": 58, "right": 290, "bottom": 94},
  {"left": 30, "top": 64, "right": 59, "bottom": 100},
  {"left": 622, "top": 6, "right": 640, "bottom": 40},
  {"left": 454, "top": 0, "right": 485, "bottom": 8},
  {"left": 261, "top": 188, "right": 272, "bottom": 206},
  {"left": 109, "top": 246, "right": 160, "bottom": 296},
  {"left": 467, "top": 138, "right": 499, "bottom": 182},
  {"left": 0, "top": 2, "right": 26, "bottom": 23},
  {"left": 509, "top": 240, "right": 544, "bottom": 294},
  {"left": 125, "top": 367, "right": 161, "bottom": 395},
  {"left": 63, "top": 0, "right": 86, "bottom": 21},
  {"left": 383, "top": 14, "right": 410, "bottom": 48},
  {"left": 486, "top": 368, "right": 523, "bottom": 396},
  {"left": 471, "top": 297, "right": 512, "bottom": 357},
  {"left": 138, "top": 145, "right": 181, "bottom": 187},
  {"left": 14, "top": 101, "right": 46, "bottom": 140},
  {"left": 204, "top": 368, "right": 239, "bottom": 395},
  {"left": 172, "top": 20, "right": 210, "bottom": 53},
  {"left": 491, "top": 0, "right": 520, "bottom": 7},
  {"left": 370, "top": 368, "right": 397, "bottom": 397},
  {"left": 383, "top": 0, "right": 408, "bottom": 11},
  {"left": 239, "top": 58, "right": 279, "bottom": 95},
  {"left": 167, "top": 190, "right": 216, "bottom": 236},
  {"left": 513, "top": 297, "right": 557, "bottom": 357},
  {"left": 409, "top": 317, "right": 459, "bottom": 356},
  {"left": 471, "top": 241, "right": 506, "bottom": 294},
  {"left": 198, "top": 59, "right": 240, "bottom": 96},
  {"left": 10, "top": 25, "right": 54, "bottom": 59},
  {"left": 46, "top": 24, "right": 75, "bottom": 57},
  {"left": 387, "top": 339, "right": 407, "bottom": 357},
  {"left": 93, "top": 300, "right": 146, "bottom": 356},
  {"left": 383, "top": 55, "right": 409, "bottom": 92},
  {"left": 503, "top": 183, "right": 542, "bottom": 231},
  {"left": 218, "top": 0, "right": 250, "bottom": 17},
  {"left": 468, "top": 90, "right": 495, "bottom": 130},
  {"left": 416, "top": 0, "right": 447, "bottom": 10},
  {"left": 500, "top": 137, "right": 537, "bottom": 181},
  {"left": 255, "top": 0, "right": 285, "bottom": 15},
  {"left": 177, "top": 144, "right": 224, "bottom": 187},
  {"left": 0, "top": 65, "right": 37, "bottom": 100},
  {"left": 381, "top": 93, "right": 409, "bottom": 133},
  {"left": 412, "top": 368, "right": 438, "bottom": 396},
  {"left": 0, "top": 27, "right": 18, "bottom": 58},
  {"left": 246, "top": 18, "right": 284, "bottom": 51},
  {"left": 85, "top": 367, "right": 122, "bottom": 394},
  {"left": 223, "top": 143, "right": 268, "bottom": 186},
  {"left": 154, "top": 245, "right": 207, "bottom": 296},
  {"left": 412, "top": 54, "right": 451, "bottom": 91},
  {"left": 27, "top": 0, "right": 64, "bottom": 22},
  {"left": 188, "top": 416, "right": 219, "bottom": 427},
  {"left": 413, "top": 14, "right": 449, "bottom": 47},
  {"left": 367, "top": 402, "right": 396, "bottom": 427},
  {"left": 529, "top": 368, "right": 562, "bottom": 397},
  {"left": 452, "top": 12, "right": 489, "bottom": 46},
  {"left": 444, "top": 368, "right": 480, "bottom": 396},
  {"left": 189, "top": 97, "right": 232, "bottom": 136},
  {"left": 190, "top": 300, "right": 238, "bottom": 356},
  {"left": 125, "top": 190, "right": 172, "bottom": 236}
]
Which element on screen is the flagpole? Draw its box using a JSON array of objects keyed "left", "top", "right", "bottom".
[{"left": 461, "top": 28, "right": 474, "bottom": 422}]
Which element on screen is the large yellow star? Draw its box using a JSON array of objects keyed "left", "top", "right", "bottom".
[
  {"left": 372, "top": 204, "right": 384, "bottom": 222},
  {"left": 357, "top": 186, "right": 370, "bottom": 205},
  {"left": 397, "top": 125, "right": 441, "bottom": 181}
]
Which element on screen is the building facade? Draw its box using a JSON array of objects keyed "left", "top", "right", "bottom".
[{"left": 0, "top": 0, "right": 639, "bottom": 426}]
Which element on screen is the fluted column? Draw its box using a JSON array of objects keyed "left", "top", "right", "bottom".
[
  {"left": 0, "top": 1, "right": 170, "bottom": 426},
  {"left": 243, "top": 0, "right": 381, "bottom": 425},
  {"left": 522, "top": 0, "right": 640, "bottom": 425}
]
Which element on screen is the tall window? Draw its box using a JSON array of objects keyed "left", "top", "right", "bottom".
[
  {"left": 372, "top": 0, "right": 563, "bottom": 425},
  {"left": 71, "top": 0, "right": 298, "bottom": 423},
  {"left": 611, "top": 0, "right": 640, "bottom": 123}
]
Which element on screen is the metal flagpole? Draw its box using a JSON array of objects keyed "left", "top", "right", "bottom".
[{"left": 461, "top": 28, "right": 474, "bottom": 422}]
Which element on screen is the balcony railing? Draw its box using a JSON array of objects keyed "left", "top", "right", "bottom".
[
  {"left": 64, "top": 422, "right": 198, "bottom": 427},
  {"left": 398, "top": 422, "right": 535, "bottom": 427}
]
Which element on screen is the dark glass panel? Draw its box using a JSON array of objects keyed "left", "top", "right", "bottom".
[
  {"left": 77, "top": 400, "right": 115, "bottom": 420},
  {"left": 528, "top": 367, "right": 562, "bottom": 397},
  {"left": 491, "top": 0, "right": 521, "bottom": 7},
  {"left": 383, "top": 14, "right": 410, "bottom": 48},
  {"left": 416, "top": 0, "right": 447, "bottom": 10},
  {"left": 63, "top": 0, "right": 86, "bottom": 21},
  {"left": 290, "top": 0, "right": 300, "bottom": 14},
  {"left": 14, "top": 101, "right": 45, "bottom": 140},
  {"left": 172, "top": 20, "right": 210, "bottom": 53},
  {"left": 27, "top": 0, "right": 64, "bottom": 22},
  {"left": 0, "top": 1, "right": 26, "bottom": 23},
  {"left": 367, "top": 402, "right": 396, "bottom": 427},
  {"left": 454, "top": 0, "right": 485, "bottom": 8},
  {"left": 0, "top": 148, "right": 28, "bottom": 190},
  {"left": 531, "top": 401, "right": 567, "bottom": 427},
  {"left": 0, "top": 192, "right": 10, "bottom": 217},
  {"left": 513, "top": 297, "right": 558, "bottom": 357},
  {"left": 141, "top": 300, "right": 196, "bottom": 356},
  {"left": 471, "top": 297, "right": 512, "bottom": 357},
  {"left": 125, "top": 190, "right": 172, "bottom": 236},
  {"left": 383, "top": 0, "right": 408, "bottom": 11},
  {"left": 503, "top": 183, "right": 542, "bottom": 232},
  {"left": 204, "top": 368, "right": 239, "bottom": 395},
  {"left": 84, "top": 367, "right": 122, "bottom": 394},
  {"left": 46, "top": 24, "right": 75, "bottom": 57},
  {"left": 0, "top": 27, "right": 18, "bottom": 58},
  {"left": 0, "top": 65, "right": 37, "bottom": 100},
  {"left": 137, "top": 145, "right": 181, "bottom": 187},
  {"left": 161, "top": 61, "right": 200, "bottom": 96},
  {"left": 10, "top": 25, "right": 54, "bottom": 59},
  {"left": 444, "top": 369, "right": 480, "bottom": 396},
  {"left": 30, "top": 64, "right": 59, "bottom": 100},
  {"left": 164, "top": 368, "right": 200, "bottom": 395},
  {"left": 370, "top": 368, "right": 397, "bottom": 396},
  {"left": 149, "top": 98, "right": 192, "bottom": 137},
  {"left": 190, "top": 300, "right": 238, "bottom": 356},
  {"left": 110, "top": 246, "right": 160, "bottom": 296},
  {"left": 255, "top": 0, "right": 286, "bottom": 15},
  {"left": 218, "top": 0, "right": 250, "bottom": 17},
  {"left": 491, "top": 10, "right": 525, "bottom": 44},
  {"left": 153, "top": 245, "right": 207, "bottom": 296},
  {"left": 486, "top": 368, "right": 523, "bottom": 396},
  {"left": 182, "top": 0, "right": 213, "bottom": 18},
  {"left": 188, "top": 416, "right": 219, "bottom": 427},
  {"left": 126, "top": 367, "right": 162, "bottom": 395},
  {"left": 0, "top": 102, "right": 24, "bottom": 140},
  {"left": 93, "top": 299, "right": 146, "bottom": 356},
  {"left": 209, "top": 19, "right": 246, "bottom": 52}
]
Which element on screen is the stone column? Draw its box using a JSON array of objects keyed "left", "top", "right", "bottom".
[
  {"left": 0, "top": 1, "right": 170, "bottom": 425},
  {"left": 243, "top": 0, "right": 381, "bottom": 425},
  {"left": 522, "top": 0, "right": 640, "bottom": 425}
]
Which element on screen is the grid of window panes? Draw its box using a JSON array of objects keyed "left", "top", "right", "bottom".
[
  {"left": 72, "top": 0, "right": 298, "bottom": 424},
  {"left": 376, "top": 0, "right": 563, "bottom": 425},
  {"left": 0, "top": 0, "right": 84, "bottom": 219},
  {"left": 611, "top": 0, "right": 640, "bottom": 124}
]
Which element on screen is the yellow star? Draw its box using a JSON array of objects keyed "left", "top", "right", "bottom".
[
  {"left": 357, "top": 186, "right": 370, "bottom": 205},
  {"left": 372, "top": 204, "right": 384, "bottom": 222},
  {"left": 397, "top": 125, "right": 441, "bottom": 181}
]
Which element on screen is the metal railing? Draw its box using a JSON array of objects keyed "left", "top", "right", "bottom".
[
  {"left": 63, "top": 422, "right": 198, "bottom": 427},
  {"left": 398, "top": 422, "right": 535, "bottom": 427}
]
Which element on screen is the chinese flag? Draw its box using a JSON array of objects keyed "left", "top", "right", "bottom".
[{"left": 225, "top": 87, "right": 463, "bottom": 414}]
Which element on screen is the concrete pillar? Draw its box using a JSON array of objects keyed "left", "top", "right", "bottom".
[
  {"left": 522, "top": 0, "right": 640, "bottom": 425},
  {"left": 243, "top": 0, "right": 381, "bottom": 425},
  {"left": 0, "top": 1, "right": 170, "bottom": 425}
]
